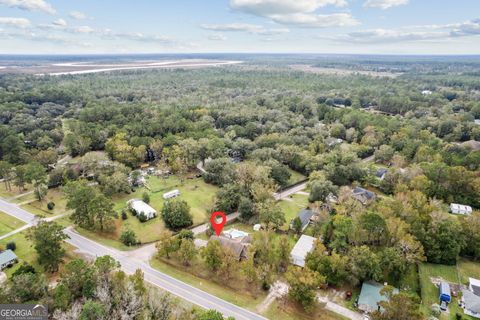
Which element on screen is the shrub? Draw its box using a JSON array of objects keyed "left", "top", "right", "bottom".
[
  {"left": 12, "top": 263, "right": 35, "bottom": 277},
  {"left": 47, "top": 202, "right": 55, "bottom": 210},
  {"left": 142, "top": 192, "right": 150, "bottom": 204},
  {"left": 120, "top": 229, "right": 138, "bottom": 246},
  {"left": 161, "top": 199, "right": 193, "bottom": 230},
  {"left": 121, "top": 210, "right": 128, "bottom": 220},
  {"left": 138, "top": 212, "right": 147, "bottom": 223},
  {"left": 178, "top": 230, "right": 194, "bottom": 240},
  {"left": 6, "top": 241, "right": 16, "bottom": 251}
]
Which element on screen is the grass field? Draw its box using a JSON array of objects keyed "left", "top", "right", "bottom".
[
  {"left": 287, "top": 169, "right": 306, "bottom": 185},
  {"left": 0, "top": 183, "right": 32, "bottom": 199},
  {"left": 278, "top": 193, "right": 309, "bottom": 230},
  {"left": 0, "top": 211, "right": 25, "bottom": 236},
  {"left": 458, "top": 259, "right": 480, "bottom": 284},
  {"left": 150, "top": 258, "right": 266, "bottom": 311},
  {"left": 78, "top": 175, "right": 218, "bottom": 247},
  {"left": 418, "top": 262, "right": 478, "bottom": 320}
]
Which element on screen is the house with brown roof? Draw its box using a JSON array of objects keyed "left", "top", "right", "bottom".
[{"left": 209, "top": 234, "right": 252, "bottom": 261}]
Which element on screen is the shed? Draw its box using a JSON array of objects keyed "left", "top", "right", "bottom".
[
  {"left": 357, "top": 281, "right": 399, "bottom": 313},
  {"left": 163, "top": 189, "right": 180, "bottom": 200},
  {"left": 290, "top": 209, "right": 314, "bottom": 232},
  {"left": 0, "top": 250, "right": 18, "bottom": 270},
  {"left": 450, "top": 203, "right": 473, "bottom": 215},
  {"left": 290, "top": 235, "right": 316, "bottom": 267},
  {"left": 127, "top": 199, "right": 157, "bottom": 221},
  {"left": 439, "top": 282, "right": 451, "bottom": 303}
]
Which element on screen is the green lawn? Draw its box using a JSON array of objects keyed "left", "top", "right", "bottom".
[
  {"left": 278, "top": 193, "right": 310, "bottom": 230},
  {"left": 287, "top": 169, "right": 306, "bottom": 185},
  {"left": 418, "top": 262, "right": 477, "bottom": 320},
  {"left": 24, "top": 188, "right": 69, "bottom": 216},
  {"left": 79, "top": 175, "right": 219, "bottom": 247},
  {"left": 458, "top": 259, "right": 480, "bottom": 284},
  {"left": 0, "top": 211, "right": 25, "bottom": 236},
  {"left": 0, "top": 231, "right": 38, "bottom": 278},
  {"left": 150, "top": 258, "right": 266, "bottom": 311},
  {"left": 0, "top": 183, "right": 32, "bottom": 199}
]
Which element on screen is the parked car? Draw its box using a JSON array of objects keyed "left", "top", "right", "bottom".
[{"left": 440, "top": 300, "right": 447, "bottom": 311}]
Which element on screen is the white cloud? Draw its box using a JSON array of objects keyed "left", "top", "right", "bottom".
[
  {"left": 73, "top": 26, "right": 94, "bottom": 34},
  {"left": 363, "top": 0, "right": 408, "bottom": 10},
  {"left": 52, "top": 18, "right": 67, "bottom": 27},
  {"left": 208, "top": 33, "right": 227, "bottom": 41},
  {"left": 230, "top": 0, "right": 357, "bottom": 28},
  {"left": 0, "top": 0, "right": 56, "bottom": 14},
  {"left": 69, "top": 11, "right": 88, "bottom": 20},
  {"left": 230, "top": 0, "right": 347, "bottom": 15},
  {"left": 269, "top": 13, "right": 359, "bottom": 27},
  {"left": 0, "top": 17, "right": 31, "bottom": 28},
  {"left": 201, "top": 23, "right": 289, "bottom": 35},
  {"left": 326, "top": 19, "right": 480, "bottom": 43}
]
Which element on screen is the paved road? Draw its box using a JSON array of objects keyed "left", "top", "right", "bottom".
[
  {"left": 65, "top": 227, "right": 267, "bottom": 320},
  {"left": 273, "top": 182, "right": 308, "bottom": 200},
  {"left": 0, "top": 198, "right": 36, "bottom": 224}
]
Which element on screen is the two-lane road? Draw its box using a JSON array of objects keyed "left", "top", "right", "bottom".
[{"left": 65, "top": 227, "right": 267, "bottom": 320}]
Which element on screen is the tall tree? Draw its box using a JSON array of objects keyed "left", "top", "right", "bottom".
[{"left": 29, "top": 221, "right": 69, "bottom": 272}]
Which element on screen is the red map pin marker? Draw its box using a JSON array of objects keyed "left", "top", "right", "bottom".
[{"left": 210, "top": 211, "right": 226, "bottom": 236}]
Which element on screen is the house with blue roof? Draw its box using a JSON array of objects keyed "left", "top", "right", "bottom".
[{"left": 0, "top": 249, "right": 18, "bottom": 270}]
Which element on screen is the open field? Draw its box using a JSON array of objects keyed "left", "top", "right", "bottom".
[
  {"left": 290, "top": 64, "right": 402, "bottom": 78},
  {"left": 76, "top": 175, "right": 218, "bottom": 247},
  {"left": 0, "top": 59, "right": 243, "bottom": 75},
  {"left": 0, "top": 211, "right": 25, "bottom": 236},
  {"left": 265, "top": 300, "right": 347, "bottom": 320}
]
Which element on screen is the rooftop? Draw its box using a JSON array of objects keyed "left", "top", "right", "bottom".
[
  {"left": 290, "top": 235, "right": 316, "bottom": 259},
  {"left": 358, "top": 281, "right": 398, "bottom": 313},
  {"left": 0, "top": 249, "right": 17, "bottom": 265},
  {"left": 462, "top": 289, "right": 480, "bottom": 314}
]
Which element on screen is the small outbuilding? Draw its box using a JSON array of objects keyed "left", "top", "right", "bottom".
[
  {"left": 439, "top": 281, "right": 451, "bottom": 303},
  {"left": 290, "top": 209, "right": 314, "bottom": 232},
  {"left": 163, "top": 189, "right": 180, "bottom": 200},
  {"left": 357, "top": 281, "right": 398, "bottom": 313},
  {"left": 450, "top": 203, "right": 473, "bottom": 215},
  {"left": 0, "top": 249, "right": 18, "bottom": 270},
  {"left": 127, "top": 199, "right": 157, "bottom": 221},
  {"left": 290, "top": 235, "right": 316, "bottom": 267}
]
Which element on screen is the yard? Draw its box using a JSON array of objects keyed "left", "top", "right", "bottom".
[
  {"left": 81, "top": 175, "right": 219, "bottom": 247},
  {"left": 287, "top": 169, "right": 306, "bottom": 185},
  {"left": 278, "top": 193, "right": 310, "bottom": 230},
  {"left": 419, "top": 262, "right": 478, "bottom": 320},
  {"left": 0, "top": 211, "right": 25, "bottom": 236}
]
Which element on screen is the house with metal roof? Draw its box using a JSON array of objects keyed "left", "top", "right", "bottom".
[
  {"left": 290, "top": 209, "right": 314, "bottom": 232},
  {"left": 0, "top": 250, "right": 18, "bottom": 270},
  {"left": 290, "top": 235, "right": 316, "bottom": 267},
  {"left": 352, "top": 187, "right": 376, "bottom": 205},
  {"left": 450, "top": 203, "right": 473, "bottom": 215},
  {"left": 357, "top": 281, "right": 398, "bottom": 313},
  {"left": 462, "top": 289, "right": 480, "bottom": 318},
  {"left": 127, "top": 199, "right": 157, "bottom": 221}
]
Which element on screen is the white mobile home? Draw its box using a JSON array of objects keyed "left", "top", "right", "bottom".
[
  {"left": 450, "top": 203, "right": 473, "bottom": 215},
  {"left": 163, "top": 189, "right": 180, "bottom": 199},
  {"left": 0, "top": 250, "right": 17, "bottom": 270},
  {"left": 127, "top": 199, "right": 157, "bottom": 220},
  {"left": 290, "top": 235, "right": 316, "bottom": 267}
]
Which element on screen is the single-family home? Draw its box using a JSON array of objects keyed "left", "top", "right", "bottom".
[
  {"left": 0, "top": 250, "right": 18, "bottom": 270},
  {"left": 439, "top": 282, "right": 451, "bottom": 303},
  {"left": 209, "top": 234, "right": 251, "bottom": 261},
  {"left": 290, "top": 235, "right": 316, "bottom": 267},
  {"left": 290, "top": 209, "right": 314, "bottom": 232},
  {"left": 469, "top": 278, "right": 480, "bottom": 296},
  {"left": 127, "top": 199, "right": 157, "bottom": 221},
  {"left": 357, "top": 281, "right": 399, "bottom": 313},
  {"left": 352, "top": 187, "right": 376, "bottom": 205},
  {"left": 375, "top": 168, "right": 388, "bottom": 181},
  {"left": 450, "top": 203, "right": 473, "bottom": 215},
  {"left": 325, "top": 137, "right": 343, "bottom": 148},
  {"left": 462, "top": 290, "right": 480, "bottom": 318},
  {"left": 163, "top": 189, "right": 180, "bottom": 200}
]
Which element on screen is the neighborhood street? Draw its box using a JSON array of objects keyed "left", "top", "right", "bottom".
[
  {"left": 64, "top": 227, "right": 267, "bottom": 320},
  {"left": 0, "top": 198, "right": 36, "bottom": 224}
]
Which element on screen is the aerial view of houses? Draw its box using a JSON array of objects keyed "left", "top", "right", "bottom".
[{"left": 0, "top": 1, "right": 480, "bottom": 319}]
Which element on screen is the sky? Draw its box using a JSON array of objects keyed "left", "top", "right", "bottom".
[{"left": 0, "top": 0, "right": 479, "bottom": 55}]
